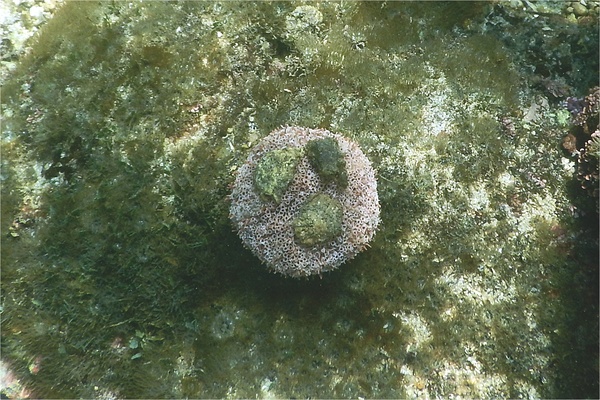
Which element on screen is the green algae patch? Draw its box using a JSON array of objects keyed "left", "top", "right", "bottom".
[
  {"left": 1, "top": 0, "right": 598, "bottom": 398},
  {"left": 306, "top": 137, "right": 348, "bottom": 188},
  {"left": 293, "top": 193, "right": 343, "bottom": 246},
  {"left": 254, "top": 147, "right": 303, "bottom": 203}
]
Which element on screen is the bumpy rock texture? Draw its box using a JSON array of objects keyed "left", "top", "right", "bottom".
[{"left": 229, "top": 126, "right": 380, "bottom": 277}]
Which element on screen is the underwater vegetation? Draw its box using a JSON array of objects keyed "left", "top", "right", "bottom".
[{"left": 1, "top": 1, "right": 598, "bottom": 398}]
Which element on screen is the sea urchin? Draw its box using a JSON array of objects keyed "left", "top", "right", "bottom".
[{"left": 229, "top": 126, "right": 380, "bottom": 278}]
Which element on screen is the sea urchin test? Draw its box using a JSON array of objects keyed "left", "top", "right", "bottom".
[{"left": 229, "top": 126, "right": 380, "bottom": 278}]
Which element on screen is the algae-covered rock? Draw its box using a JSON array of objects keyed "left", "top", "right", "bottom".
[
  {"left": 285, "top": 5, "right": 323, "bottom": 35},
  {"left": 305, "top": 137, "right": 348, "bottom": 188},
  {"left": 253, "top": 147, "right": 303, "bottom": 203},
  {"left": 293, "top": 193, "right": 343, "bottom": 246}
]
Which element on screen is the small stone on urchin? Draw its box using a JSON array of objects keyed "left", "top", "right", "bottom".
[
  {"left": 306, "top": 137, "right": 348, "bottom": 188},
  {"left": 293, "top": 193, "right": 343, "bottom": 247},
  {"left": 253, "top": 147, "right": 303, "bottom": 203}
]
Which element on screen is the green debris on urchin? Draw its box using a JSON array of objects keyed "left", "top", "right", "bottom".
[
  {"left": 293, "top": 193, "right": 343, "bottom": 246},
  {"left": 306, "top": 137, "right": 348, "bottom": 188},
  {"left": 253, "top": 147, "right": 303, "bottom": 203}
]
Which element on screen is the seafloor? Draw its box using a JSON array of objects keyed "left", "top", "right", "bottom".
[{"left": 1, "top": 1, "right": 598, "bottom": 398}]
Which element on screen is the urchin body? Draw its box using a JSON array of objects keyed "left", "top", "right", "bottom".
[{"left": 229, "top": 126, "right": 380, "bottom": 278}]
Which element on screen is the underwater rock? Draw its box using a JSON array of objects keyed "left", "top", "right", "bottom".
[
  {"left": 293, "top": 193, "right": 343, "bottom": 247},
  {"left": 571, "top": 2, "right": 589, "bottom": 17},
  {"left": 285, "top": 5, "right": 323, "bottom": 35},
  {"left": 306, "top": 137, "right": 348, "bottom": 188},
  {"left": 254, "top": 147, "right": 303, "bottom": 203},
  {"left": 229, "top": 126, "right": 380, "bottom": 278}
]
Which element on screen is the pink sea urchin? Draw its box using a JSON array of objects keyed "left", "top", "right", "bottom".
[{"left": 229, "top": 126, "right": 380, "bottom": 278}]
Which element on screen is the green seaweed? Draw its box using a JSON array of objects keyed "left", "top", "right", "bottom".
[{"left": 1, "top": 1, "right": 598, "bottom": 398}]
